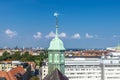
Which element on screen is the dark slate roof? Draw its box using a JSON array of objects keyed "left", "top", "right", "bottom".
[{"left": 43, "top": 68, "right": 68, "bottom": 80}]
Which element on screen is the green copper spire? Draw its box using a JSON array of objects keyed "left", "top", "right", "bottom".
[
  {"left": 48, "top": 12, "right": 65, "bottom": 74},
  {"left": 54, "top": 12, "right": 59, "bottom": 38},
  {"left": 48, "top": 12, "right": 65, "bottom": 50}
]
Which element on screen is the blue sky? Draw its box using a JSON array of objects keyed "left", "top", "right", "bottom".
[{"left": 0, "top": 0, "right": 120, "bottom": 48}]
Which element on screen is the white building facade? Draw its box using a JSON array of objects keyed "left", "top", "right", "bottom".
[
  {"left": 65, "top": 57, "right": 101, "bottom": 80},
  {"left": 101, "top": 52, "right": 120, "bottom": 80},
  {"left": 42, "top": 52, "right": 120, "bottom": 80},
  {"left": 41, "top": 61, "right": 48, "bottom": 80}
]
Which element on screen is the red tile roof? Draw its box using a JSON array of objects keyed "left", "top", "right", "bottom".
[
  {"left": 8, "top": 66, "right": 26, "bottom": 80},
  {"left": 0, "top": 66, "right": 26, "bottom": 80},
  {"left": 0, "top": 71, "right": 10, "bottom": 80}
]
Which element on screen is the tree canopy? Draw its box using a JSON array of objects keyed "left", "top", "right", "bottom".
[{"left": 0, "top": 50, "right": 48, "bottom": 67}]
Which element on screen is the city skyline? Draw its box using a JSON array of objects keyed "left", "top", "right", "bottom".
[{"left": 0, "top": 0, "right": 120, "bottom": 48}]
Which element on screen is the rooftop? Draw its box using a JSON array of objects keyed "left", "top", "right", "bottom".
[{"left": 43, "top": 68, "right": 68, "bottom": 80}]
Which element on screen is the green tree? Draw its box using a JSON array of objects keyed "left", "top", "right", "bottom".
[
  {"left": 22, "top": 51, "right": 29, "bottom": 57},
  {"left": 20, "top": 51, "right": 34, "bottom": 62},
  {"left": 26, "top": 54, "right": 34, "bottom": 61},
  {"left": 2, "top": 51, "right": 10, "bottom": 57},
  {"left": 0, "top": 51, "right": 10, "bottom": 60},
  {"left": 38, "top": 51, "right": 48, "bottom": 67},
  {"left": 20, "top": 57, "right": 28, "bottom": 62},
  {"left": 11, "top": 51, "right": 21, "bottom": 60}
]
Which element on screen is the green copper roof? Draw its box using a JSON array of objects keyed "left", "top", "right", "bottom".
[
  {"left": 48, "top": 36, "right": 65, "bottom": 50},
  {"left": 116, "top": 45, "right": 120, "bottom": 50},
  {"left": 48, "top": 13, "right": 65, "bottom": 50}
]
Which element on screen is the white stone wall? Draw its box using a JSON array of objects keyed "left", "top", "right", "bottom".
[{"left": 42, "top": 65, "right": 48, "bottom": 80}]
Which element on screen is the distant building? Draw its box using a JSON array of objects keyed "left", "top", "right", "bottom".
[
  {"left": 115, "top": 45, "right": 120, "bottom": 52},
  {"left": 27, "top": 61, "right": 36, "bottom": 74},
  {"left": 65, "top": 56, "right": 101, "bottom": 80},
  {"left": 106, "top": 45, "right": 120, "bottom": 51},
  {"left": 41, "top": 60, "right": 48, "bottom": 80},
  {"left": 0, "top": 61, "right": 31, "bottom": 80},
  {"left": 101, "top": 52, "right": 120, "bottom": 80},
  {"left": 106, "top": 47, "right": 116, "bottom": 51},
  {"left": 0, "top": 49, "right": 5, "bottom": 56}
]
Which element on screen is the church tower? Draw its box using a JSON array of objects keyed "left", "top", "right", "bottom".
[{"left": 48, "top": 12, "right": 65, "bottom": 74}]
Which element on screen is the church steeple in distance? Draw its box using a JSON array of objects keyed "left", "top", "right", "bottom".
[{"left": 48, "top": 12, "right": 65, "bottom": 74}]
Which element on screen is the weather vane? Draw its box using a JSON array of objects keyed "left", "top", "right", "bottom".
[
  {"left": 54, "top": 12, "right": 59, "bottom": 17},
  {"left": 54, "top": 12, "right": 59, "bottom": 38},
  {"left": 54, "top": 12, "right": 59, "bottom": 28}
]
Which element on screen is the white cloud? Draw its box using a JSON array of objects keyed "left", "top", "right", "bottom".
[
  {"left": 85, "top": 33, "right": 93, "bottom": 39},
  {"left": 33, "top": 32, "right": 42, "bottom": 39},
  {"left": 45, "top": 32, "right": 55, "bottom": 38},
  {"left": 72, "top": 33, "right": 80, "bottom": 39},
  {"left": 59, "top": 32, "right": 66, "bottom": 38},
  {"left": 5, "top": 29, "right": 17, "bottom": 38},
  {"left": 45, "top": 31, "right": 66, "bottom": 38}
]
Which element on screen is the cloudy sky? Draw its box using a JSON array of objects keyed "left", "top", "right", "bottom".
[{"left": 0, "top": 0, "right": 120, "bottom": 48}]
